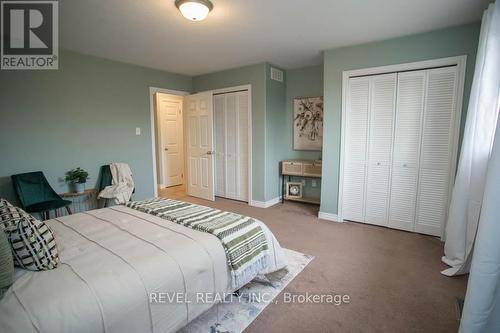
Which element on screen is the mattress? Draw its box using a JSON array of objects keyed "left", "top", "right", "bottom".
[{"left": 0, "top": 205, "right": 286, "bottom": 333}]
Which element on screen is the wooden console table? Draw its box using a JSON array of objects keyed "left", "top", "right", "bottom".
[{"left": 281, "top": 160, "right": 322, "bottom": 205}]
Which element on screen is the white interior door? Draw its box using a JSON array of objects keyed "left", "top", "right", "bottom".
[
  {"left": 185, "top": 91, "right": 215, "bottom": 201},
  {"left": 156, "top": 93, "right": 184, "bottom": 187},
  {"left": 224, "top": 93, "right": 239, "bottom": 200},
  {"left": 415, "top": 66, "right": 458, "bottom": 236},
  {"left": 236, "top": 91, "right": 249, "bottom": 202},
  {"left": 365, "top": 73, "right": 397, "bottom": 227},
  {"left": 214, "top": 91, "right": 249, "bottom": 202},
  {"left": 342, "top": 63, "right": 462, "bottom": 237},
  {"left": 214, "top": 95, "right": 226, "bottom": 198},
  {"left": 342, "top": 77, "right": 370, "bottom": 222},
  {"left": 388, "top": 70, "right": 426, "bottom": 232}
]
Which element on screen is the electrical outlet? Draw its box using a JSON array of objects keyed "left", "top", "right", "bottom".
[
  {"left": 136, "top": 127, "right": 141, "bottom": 135},
  {"left": 302, "top": 179, "right": 306, "bottom": 186},
  {"left": 312, "top": 179, "right": 317, "bottom": 187}
]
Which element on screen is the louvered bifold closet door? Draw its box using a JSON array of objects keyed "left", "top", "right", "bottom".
[
  {"left": 343, "top": 77, "right": 370, "bottom": 222},
  {"left": 214, "top": 91, "right": 249, "bottom": 202},
  {"left": 224, "top": 93, "right": 239, "bottom": 200},
  {"left": 237, "top": 91, "right": 249, "bottom": 202},
  {"left": 415, "top": 67, "right": 458, "bottom": 236},
  {"left": 388, "top": 71, "right": 426, "bottom": 232},
  {"left": 214, "top": 95, "right": 226, "bottom": 197},
  {"left": 365, "top": 73, "right": 397, "bottom": 226}
]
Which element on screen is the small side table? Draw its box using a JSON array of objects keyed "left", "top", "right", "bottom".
[
  {"left": 281, "top": 160, "right": 322, "bottom": 205},
  {"left": 59, "top": 189, "right": 99, "bottom": 215}
]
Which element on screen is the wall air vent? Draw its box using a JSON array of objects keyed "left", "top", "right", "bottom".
[{"left": 270, "top": 67, "right": 284, "bottom": 83}]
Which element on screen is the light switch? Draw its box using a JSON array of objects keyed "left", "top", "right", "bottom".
[
  {"left": 312, "top": 179, "right": 317, "bottom": 187},
  {"left": 136, "top": 127, "right": 141, "bottom": 135}
]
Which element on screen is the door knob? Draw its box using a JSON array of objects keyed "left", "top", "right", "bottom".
[
  {"left": 164, "top": 148, "right": 169, "bottom": 151},
  {"left": 206, "top": 151, "right": 215, "bottom": 155}
]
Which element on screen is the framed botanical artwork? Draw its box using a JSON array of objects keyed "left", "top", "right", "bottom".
[{"left": 293, "top": 96, "right": 324, "bottom": 151}]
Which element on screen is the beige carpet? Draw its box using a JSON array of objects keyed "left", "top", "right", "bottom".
[{"left": 159, "top": 185, "right": 467, "bottom": 332}]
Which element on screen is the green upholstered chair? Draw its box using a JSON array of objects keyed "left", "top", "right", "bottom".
[
  {"left": 98, "top": 165, "right": 113, "bottom": 194},
  {"left": 98, "top": 165, "right": 112, "bottom": 207},
  {"left": 11, "top": 172, "right": 72, "bottom": 219}
]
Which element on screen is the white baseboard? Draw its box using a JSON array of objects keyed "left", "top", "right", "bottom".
[
  {"left": 318, "top": 211, "right": 342, "bottom": 222},
  {"left": 250, "top": 197, "right": 281, "bottom": 208}
]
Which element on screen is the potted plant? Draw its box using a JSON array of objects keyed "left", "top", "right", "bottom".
[{"left": 65, "top": 168, "right": 89, "bottom": 193}]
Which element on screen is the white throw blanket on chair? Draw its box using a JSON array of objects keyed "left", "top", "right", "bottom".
[{"left": 98, "top": 163, "right": 135, "bottom": 204}]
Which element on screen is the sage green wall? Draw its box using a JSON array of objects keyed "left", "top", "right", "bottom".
[
  {"left": 0, "top": 50, "right": 192, "bottom": 204},
  {"left": 320, "top": 22, "right": 481, "bottom": 215},
  {"left": 192, "top": 63, "right": 268, "bottom": 201},
  {"left": 265, "top": 64, "right": 287, "bottom": 200},
  {"left": 284, "top": 65, "right": 324, "bottom": 200}
]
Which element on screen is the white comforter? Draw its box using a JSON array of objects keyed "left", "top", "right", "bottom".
[{"left": 0, "top": 205, "right": 286, "bottom": 333}]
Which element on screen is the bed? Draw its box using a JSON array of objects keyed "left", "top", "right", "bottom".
[{"left": 0, "top": 204, "right": 286, "bottom": 333}]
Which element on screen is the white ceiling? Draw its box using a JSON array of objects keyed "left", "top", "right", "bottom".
[{"left": 60, "top": 0, "right": 490, "bottom": 76}]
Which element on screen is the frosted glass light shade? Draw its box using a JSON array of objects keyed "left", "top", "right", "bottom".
[{"left": 175, "top": 0, "right": 213, "bottom": 21}]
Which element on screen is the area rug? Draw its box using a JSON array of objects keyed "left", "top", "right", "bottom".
[{"left": 179, "top": 248, "right": 313, "bottom": 333}]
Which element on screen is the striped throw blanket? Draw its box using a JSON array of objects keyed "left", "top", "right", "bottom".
[{"left": 125, "top": 198, "right": 269, "bottom": 288}]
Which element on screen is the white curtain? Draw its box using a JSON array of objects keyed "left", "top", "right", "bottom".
[
  {"left": 460, "top": 90, "right": 500, "bottom": 333},
  {"left": 441, "top": 1, "right": 500, "bottom": 276}
]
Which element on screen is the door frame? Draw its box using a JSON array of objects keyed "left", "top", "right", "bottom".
[
  {"left": 336, "top": 56, "right": 466, "bottom": 237},
  {"left": 149, "top": 87, "right": 189, "bottom": 197}
]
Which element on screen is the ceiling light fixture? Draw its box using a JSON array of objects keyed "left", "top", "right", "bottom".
[{"left": 175, "top": 0, "right": 213, "bottom": 21}]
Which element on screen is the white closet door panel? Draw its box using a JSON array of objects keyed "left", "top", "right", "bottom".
[
  {"left": 365, "top": 74, "right": 396, "bottom": 226},
  {"left": 416, "top": 67, "right": 458, "bottom": 236},
  {"left": 368, "top": 73, "right": 397, "bottom": 163},
  {"left": 343, "top": 163, "right": 367, "bottom": 222},
  {"left": 213, "top": 91, "right": 249, "bottom": 202},
  {"left": 343, "top": 65, "right": 461, "bottom": 235},
  {"left": 343, "top": 77, "right": 370, "bottom": 222},
  {"left": 388, "top": 166, "right": 418, "bottom": 231},
  {"left": 420, "top": 67, "right": 457, "bottom": 169},
  {"left": 225, "top": 93, "right": 239, "bottom": 200},
  {"left": 346, "top": 78, "right": 370, "bottom": 162},
  {"left": 214, "top": 95, "right": 225, "bottom": 197},
  {"left": 237, "top": 91, "right": 249, "bottom": 201},
  {"left": 388, "top": 71, "right": 426, "bottom": 231},
  {"left": 365, "top": 164, "right": 391, "bottom": 226},
  {"left": 415, "top": 169, "right": 450, "bottom": 235},
  {"left": 392, "top": 71, "right": 426, "bottom": 167}
]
